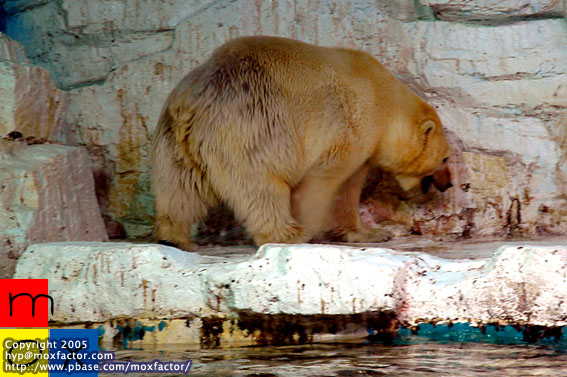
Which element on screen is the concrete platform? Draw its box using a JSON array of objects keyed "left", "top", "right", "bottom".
[{"left": 14, "top": 237, "right": 567, "bottom": 347}]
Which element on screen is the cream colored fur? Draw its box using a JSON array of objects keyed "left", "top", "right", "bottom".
[{"left": 151, "top": 36, "right": 450, "bottom": 250}]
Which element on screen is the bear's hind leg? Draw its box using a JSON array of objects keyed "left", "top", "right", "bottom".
[
  {"left": 152, "top": 137, "right": 217, "bottom": 251},
  {"left": 330, "top": 164, "right": 392, "bottom": 243},
  {"left": 221, "top": 176, "right": 308, "bottom": 246},
  {"left": 154, "top": 177, "right": 216, "bottom": 251},
  {"left": 154, "top": 215, "right": 194, "bottom": 251},
  {"left": 153, "top": 179, "right": 213, "bottom": 250}
]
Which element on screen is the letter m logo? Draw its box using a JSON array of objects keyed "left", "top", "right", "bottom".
[{"left": 0, "top": 279, "right": 52, "bottom": 327}]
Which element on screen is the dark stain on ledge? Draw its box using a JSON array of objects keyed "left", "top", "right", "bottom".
[
  {"left": 522, "top": 325, "right": 564, "bottom": 344},
  {"left": 51, "top": 317, "right": 567, "bottom": 350},
  {"left": 201, "top": 317, "right": 226, "bottom": 348},
  {"left": 200, "top": 311, "right": 399, "bottom": 348}
]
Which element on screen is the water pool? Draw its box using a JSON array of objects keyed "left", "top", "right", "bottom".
[{"left": 104, "top": 340, "right": 567, "bottom": 376}]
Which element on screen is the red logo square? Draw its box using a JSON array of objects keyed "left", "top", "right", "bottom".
[{"left": 0, "top": 279, "right": 51, "bottom": 327}]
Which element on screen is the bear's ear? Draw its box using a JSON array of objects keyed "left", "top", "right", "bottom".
[{"left": 420, "top": 120, "right": 436, "bottom": 137}]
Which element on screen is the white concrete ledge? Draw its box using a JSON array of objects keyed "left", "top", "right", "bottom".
[{"left": 14, "top": 241, "right": 567, "bottom": 329}]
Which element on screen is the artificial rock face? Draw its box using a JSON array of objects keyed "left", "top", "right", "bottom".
[
  {"left": 3, "top": 0, "right": 566, "bottom": 239},
  {"left": 0, "top": 142, "right": 108, "bottom": 277},
  {"left": 0, "top": 35, "right": 107, "bottom": 276},
  {"left": 151, "top": 36, "right": 451, "bottom": 249}
]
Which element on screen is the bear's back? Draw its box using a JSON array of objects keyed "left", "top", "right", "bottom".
[{"left": 160, "top": 36, "right": 422, "bottom": 172}]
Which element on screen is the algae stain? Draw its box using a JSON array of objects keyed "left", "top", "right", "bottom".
[
  {"left": 109, "top": 89, "right": 151, "bottom": 223},
  {"left": 115, "top": 320, "right": 158, "bottom": 347},
  {"left": 158, "top": 320, "right": 166, "bottom": 331},
  {"left": 97, "top": 325, "right": 105, "bottom": 338}
]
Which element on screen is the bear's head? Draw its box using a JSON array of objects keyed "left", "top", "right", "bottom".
[{"left": 377, "top": 100, "right": 452, "bottom": 194}]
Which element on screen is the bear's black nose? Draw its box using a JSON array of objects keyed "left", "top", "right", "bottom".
[{"left": 439, "top": 182, "right": 453, "bottom": 192}]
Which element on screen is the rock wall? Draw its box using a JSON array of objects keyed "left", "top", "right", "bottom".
[
  {"left": 0, "top": 34, "right": 71, "bottom": 144},
  {"left": 3, "top": 0, "right": 567, "bottom": 238},
  {"left": 0, "top": 34, "right": 108, "bottom": 274}
]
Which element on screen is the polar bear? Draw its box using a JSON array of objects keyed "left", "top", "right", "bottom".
[{"left": 151, "top": 36, "right": 452, "bottom": 250}]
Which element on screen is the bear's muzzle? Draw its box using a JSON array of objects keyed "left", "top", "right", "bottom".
[{"left": 421, "top": 164, "right": 452, "bottom": 194}]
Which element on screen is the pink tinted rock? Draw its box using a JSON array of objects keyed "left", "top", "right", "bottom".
[
  {"left": 0, "top": 142, "right": 108, "bottom": 260},
  {"left": 0, "top": 33, "right": 29, "bottom": 63},
  {"left": 0, "top": 61, "right": 71, "bottom": 143}
]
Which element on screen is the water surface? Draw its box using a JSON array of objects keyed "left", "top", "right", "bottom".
[{"left": 108, "top": 341, "right": 567, "bottom": 376}]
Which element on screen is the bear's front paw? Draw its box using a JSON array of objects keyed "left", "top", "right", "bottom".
[{"left": 344, "top": 227, "right": 392, "bottom": 243}]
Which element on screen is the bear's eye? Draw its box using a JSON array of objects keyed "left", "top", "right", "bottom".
[{"left": 442, "top": 157, "right": 448, "bottom": 163}]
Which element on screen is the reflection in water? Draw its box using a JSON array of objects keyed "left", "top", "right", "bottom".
[{"left": 105, "top": 341, "right": 567, "bottom": 376}]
